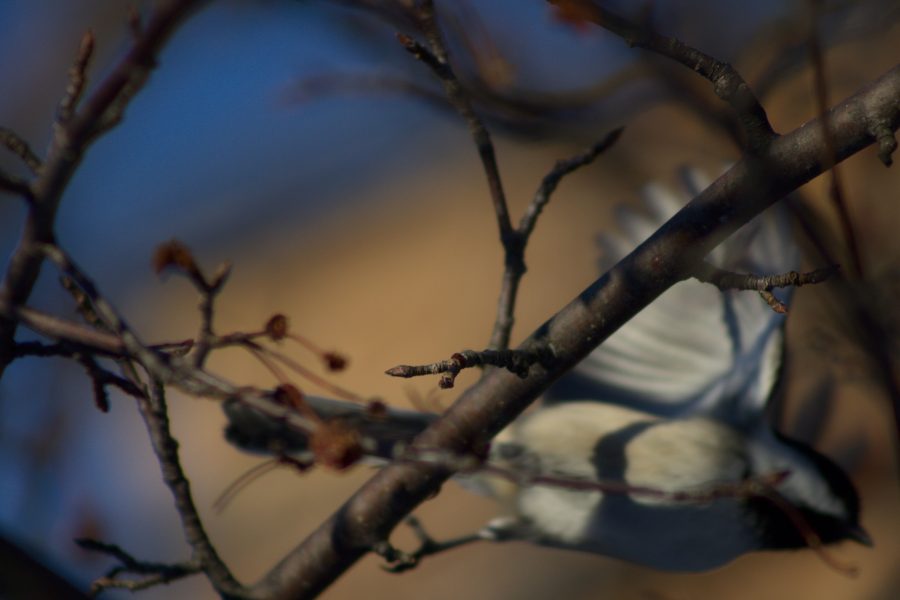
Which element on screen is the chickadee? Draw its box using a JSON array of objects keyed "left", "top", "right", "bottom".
[{"left": 224, "top": 169, "right": 870, "bottom": 571}]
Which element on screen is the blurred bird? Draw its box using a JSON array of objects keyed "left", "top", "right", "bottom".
[{"left": 224, "top": 168, "right": 870, "bottom": 571}]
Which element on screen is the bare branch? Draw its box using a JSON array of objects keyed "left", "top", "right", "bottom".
[
  {"left": 75, "top": 538, "right": 202, "bottom": 595},
  {"left": 1, "top": 302, "right": 124, "bottom": 355},
  {"left": 393, "top": 5, "right": 628, "bottom": 355},
  {"left": 0, "top": 127, "right": 42, "bottom": 173},
  {"left": 397, "top": 27, "right": 513, "bottom": 240},
  {"left": 519, "top": 127, "right": 624, "bottom": 239},
  {"left": 0, "top": 0, "right": 208, "bottom": 380},
  {"left": 374, "top": 516, "right": 484, "bottom": 573},
  {"left": 695, "top": 262, "right": 840, "bottom": 313},
  {"left": 473, "top": 128, "right": 625, "bottom": 352},
  {"left": 548, "top": 0, "right": 776, "bottom": 152},
  {"left": 56, "top": 30, "right": 96, "bottom": 123},
  {"left": 759, "top": 290, "right": 788, "bottom": 314},
  {"left": 386, "top": 347, "right": 553, "bottom": 389},
  {"left": 76, "top": 353, "right": 145, "bottom": 412},
  {"left": 136, "top": 380, "right": 245, "bottom": 596},
  {"left": 0, "top": 169, "right": 32, "bottom": 198}
]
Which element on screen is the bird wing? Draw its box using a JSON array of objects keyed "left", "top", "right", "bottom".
[{"left": 545, "top": 168, "right": 797, "bottom": 428}]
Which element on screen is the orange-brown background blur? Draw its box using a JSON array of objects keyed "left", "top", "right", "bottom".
[{"left": 1, "top": 2, "right": 898, "bottom": 599}]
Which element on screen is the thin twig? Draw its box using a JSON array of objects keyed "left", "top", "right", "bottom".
[
  {"left": 242, "top": 338, "right": 362, "bottom": 402},
  {"left": 0, "top": 127, "right": 42, "bottom": 173},
  {"left": 759, "top": 290, "right": 788, "bottom": 314},
  {"left": 152, "top": 239, "right": 232, "bottom": 367},
  {"left": 695, "top": 262, "right": 840, "bottom": 313},
  {"left": 76, "top": 353, "right": 145, "bottom": 412},
  {"left": 192, "top": 261, "right": 231, "bottom": 367},
  {"left": 519, "top": 127, "right": 623, "bottom": 238},
  {"left": 0, "top": 0, "right": 207, "bottom": 380},
  {"left": 398, "top": 8, "right": 519, "bottom": 351},
  {"left": 548, "top": 0, "right": 776, "bottom": 152},
  {"left": 374, "top": 516, "right": 484, "bottom": 573},
  {"left": 386, "top": 347, "right": 553, "bottom": 389},
  {"left": 695, "top": 263, "right": 840, "bottom": 291},
  {"left": 57, "top": 30, "right": 96, "bottom": 123},
  {"left": 136, "top": 380, "right": 246, "bottom": 596},
  {"left": 484, "top": 128, "right": 622, "bottom": 350},
  {"left": 397, "top": 4, "right": 626, "bottom": 354},
  {"left": 212, "top": 458, "right": 284, "bottom": 514},
  {"left": 0, "top": 169, "right": 33, "bottom": 198},
  {"left": 397, "top": 26, "right": 513, "bottom": 243},
  {"left": 75, "top": 538, "right": 202, "bottom": 595},
  {"left": 1, "top": 301, "right": 125, "bottom": 355}
]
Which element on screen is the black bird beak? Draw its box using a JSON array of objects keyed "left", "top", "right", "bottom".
[{"left": 847, "top": 524, "right": 874, "bottom": 547}]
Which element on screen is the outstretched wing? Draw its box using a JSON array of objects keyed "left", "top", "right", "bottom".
[{"left": 545, "top": 168, "right": 798, "bottom": 428}]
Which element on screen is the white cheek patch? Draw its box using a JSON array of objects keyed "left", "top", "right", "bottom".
[{"left": 748, "top": 433, "right": 847, "bottom": 518}]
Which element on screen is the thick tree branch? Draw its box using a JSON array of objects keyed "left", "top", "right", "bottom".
[{"left": 250, "top": 63, "right": 900, "bottom": 599}]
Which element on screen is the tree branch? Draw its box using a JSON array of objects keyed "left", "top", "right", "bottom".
[
  {"left": 136, "top": 380, "right": 245, "bottom": 597},
  {"left": 75, "top": 538, "right": 201, "bottom": 595},
  {"left": 385, "top": 346, "right": 554, "bottom": 389},
  {"left": 694, "top": 262, "right": 840, "bottom": 313},
  {"left": 0, "top": 0, "right": 208, "bottom": 379},
  {"left": 394, "top": 4, "right": 627, "bottom": 354},
  {"left": 0, "top": 127, "right": 42, "bottom": 174},
  {"left": 248, "top": 63, "right": 900, "bottom": 599},
  {"left": 549, "top": 0, "right": 776, "bottom": 152}
]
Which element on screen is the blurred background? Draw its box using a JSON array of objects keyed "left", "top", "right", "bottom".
[{"left": 1, "top": 0, "right": 899, "bottom": 598}]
